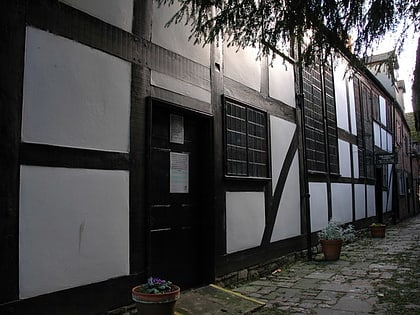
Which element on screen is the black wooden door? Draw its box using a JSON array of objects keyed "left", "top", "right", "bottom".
[{"left": 148, "top": 103, "right": 212, "bottom": 290}]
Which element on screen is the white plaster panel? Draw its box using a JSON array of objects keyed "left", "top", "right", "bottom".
[
  {"left": 334, "top": 60, "right": 349, "bottom": 131},
  {"left": 373, "top": 122, "right": 381, "bottom": 147},
  {"left": 152, "top": 1, "right": 210, "bottom": 66},
  {"left": 151, "top": 70, "right": 211, "bottom": 104},
  {"left": 339, "top": 140, "right": 351, "bottom": 177},
  {"left": 271, "top": 153, "right": 301, "bottom": 242},
  {"left": 224, "top": 44, "right": 261, "bottom": 91},
  {"left": 331, "top": 183, "right": 353, "bottom": 223},
  {"left": 268, "top": 57, "right": 296, "bottom": 107},
  {"left": 270, "top": 115, "right": 296, "bottom": 191},
  {"left": 19, "top": 166, "right": 129, "bottom": 298},
  {"left": 348, "top": 78, "right": 357, "bottom": 136},
  {"left": 387, "top": 132, "right": 392, "bottom": 152},
  {"left": 309, "top": 182, "right": 328, "bottom": 232},
  {"left": 352, "top": 144, "right": 359, "bottom": 179},
  {"left": 22, "top": 27, "right": 131, "bottom": 153},
  {"left": 384, "top": 165, "right": 393, "bottom": 212},
  {"left": 379, "top": 96, "right": 387, "bottom": 125},
  {"left": 366, "top": 185, "right": 376, "bottom": 217},
  {"left": 354, "top": 184, "right": 366, "bottom": 220},
  {"left": 226, "top": 191, "right": 265, "bottom": 253},
  {"left": 60, "top": 0, "right": 133, "bottom": 33},
  {"left": 380, "top": 128, "right": 386, "bottom": 151}
]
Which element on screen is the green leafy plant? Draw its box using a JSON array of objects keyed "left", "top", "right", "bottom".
[
  {"left": 318, "top": 220, "right": 355, "bottom": 242},
  {"left": 139, "top": 277, "right": 174, "bottom": 294}
]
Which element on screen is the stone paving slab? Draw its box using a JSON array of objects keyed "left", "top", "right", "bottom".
[
  {"left": 232, "top": 214, "right": 420, "bottom": 314},
  {"left": 108, "top": 214, "right": 419, "bottom": 314}
]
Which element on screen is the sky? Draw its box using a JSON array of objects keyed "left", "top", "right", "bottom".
[{"left": 371, "top": 30, "right": 419, "bottom": 113}]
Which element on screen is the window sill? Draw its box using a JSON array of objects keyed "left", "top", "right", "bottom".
[{"left": 224, "top": 175, "right": 271, "bottom": 182}]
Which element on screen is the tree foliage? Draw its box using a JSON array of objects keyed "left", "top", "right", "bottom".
[{"left": 157, "top": 0, "right": 419, "bottom": 65}]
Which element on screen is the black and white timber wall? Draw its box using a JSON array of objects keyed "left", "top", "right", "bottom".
[{"left": 0, "top": 0, "right": 407, "bottom": 314}]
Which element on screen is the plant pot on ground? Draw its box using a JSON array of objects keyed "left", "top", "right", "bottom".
[
  {"left": 318, "top": 220, "right": 355, "bottom": 261},
  {"left": 370, "top": 223, "right": 386, "bottom": 238},
  {"left": 132, "top": 277, "right": 180, "bottom": 315}
]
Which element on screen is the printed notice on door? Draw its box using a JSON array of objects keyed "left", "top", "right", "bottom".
[
  {"left": 170, "top": 114, "right": 184, "bottom": 144},
  {"left": 170, "top": 152, "right": 189, "bottom": 193}
]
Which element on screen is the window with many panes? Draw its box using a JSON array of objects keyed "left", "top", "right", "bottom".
[
  {"left": 224, "top": 98, "right": 268, "bottom": 178},
  {"left": 302, "top": 60, "right": 339, "bottom": 174}
]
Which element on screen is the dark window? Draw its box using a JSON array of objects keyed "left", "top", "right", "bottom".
[
  {"left": 302, "top": 60, "right": 338, "bottom": 174},
  {"left": 224, "top": 99, "right": 268, "bottom": 177}
]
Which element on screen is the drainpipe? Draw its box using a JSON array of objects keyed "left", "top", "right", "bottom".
[{"left": 297, "top": 40, "right": 312, "bottom": 260}]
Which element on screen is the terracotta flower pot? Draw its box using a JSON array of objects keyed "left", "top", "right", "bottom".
[
  {"left": 320, "top": 239, "right": 343, "bottom": 261},
  {"left": 370, "top": 225, "right": 385, "bottom": 238},
  {"left": 132, "top": 284, "right": 180, "bottom": 315}
]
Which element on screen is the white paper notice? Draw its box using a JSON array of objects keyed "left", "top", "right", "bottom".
[
  {"left": 170, "top": 114, "right": 184, "bottom": 144},
  {"left": 170, "top": 152, "right": 189, "bottom": 193}
]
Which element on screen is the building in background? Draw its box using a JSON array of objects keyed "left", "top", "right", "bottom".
[{"left": 0, "top": 1, "right": 417, "bottom": 313}]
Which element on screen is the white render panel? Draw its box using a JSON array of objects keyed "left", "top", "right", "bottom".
[
  {"left": 366, "top": 185, "right": 376, "bottom": 217},
  {"left": 379, "top": 96, "right": 387, "bottom": 125},
  {"left": 331, "top": 183, "right": 353, "bottom": 223},
  {"left": 334, "top": 60, "right": 350, "bottom": 131},
  {"left": 348, "top": 78, "right": 357, "bottom": 136},
  {"left": 387, "top": 132, "right": 392, "bottom": 152},
  {"left": 381, "top": 128, "right": 387, "bottom": 151},
  {"left": 151, "top": 70, "right": 211, "bottom": 104},
  {"left": 352, "top": 144, "right": 359, "bottom": 179},
  {"left": 226, "top": 191, "right": 265, "bottom": 253},
  {"left": 374, "top": 122, "right": 381, "bottom": 147},
  {"left": 22, "top": 27, "right": 131, "bottom": 153},
  {"left": 19, "top": 166, "right": 129, "bottom": 298},
  {"left": 339, "top": 140, "right": 351, "bottom": 177},
  {"left": 270, "top": 115, "right": 296, "bottom": 191},
  {"left": 152, "top": 1, "right": 210, "bottom": 66},
  {"left": 309, "top": 182, "right": 328, "bottom": 232},
  {"left": 355, "top": 184, "right": 366, "bottom": 220},
  {"left": 224, "top": 44, "right": 261, "bottom": 91},
  {"left": 60, "top": 0, "right": 133, "bottom": 33},
  {"left": 268, "top": 57, "right": 296, "bottom": 107},
  {"left": 271, "top": 153, "right": 301, "bottom": 242}
]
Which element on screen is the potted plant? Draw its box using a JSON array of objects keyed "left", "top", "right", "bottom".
[
  {"left": 370, "top": 223, "right": 386, "bottom": 238},
  {"left": 132, "top": 277, "right": 180, "bottom": 315},
  {"left": 318, "top": 220, "right": 355, "bottom": 261}
]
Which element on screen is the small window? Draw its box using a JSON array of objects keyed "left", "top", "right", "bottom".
[{"left": 224, "top": 99, "right": 268, "bottom": 178}]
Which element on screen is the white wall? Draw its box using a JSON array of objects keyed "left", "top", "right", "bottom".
[
  {"left": 270, "top": 116, "right": 296, "bottom": 191},
  {"left": 60, "top": 0, "right": 133, "bottom": 33},
  {"left": 19, "top": 166, "right": 129, "bottom": 298},
  {"left": 366, "top": 185, "right": 376, "bottom": 217},
  {"left": 224, "top": 44, "right": 261, "bottom": 91},
  {"left": 269, "top": 57, "right": 296, "bottom": 107},
  {"left": 271, "top": 153, "right": 301, "bottom": 242},
  {"left": 354, "top": 184, "right": 366, "bottom": 220},
  {"left": 348, "top": 78, "right": 357, "bottom": 136},
  {"left": 22, "top": 27, "right": 131, "bottom": 153},
  {"left": 352, "top": 144, "right": 359, "bottom": 179},
  {"left": 334, "top": 59, "right": 350, "bottom": 132},
  {"left": 226, "top": 191, "right": 265, "bottom": 253},
  {"left": 331, "top": 183, "right": 353, "bottom": 223},
  {"left": 379, "top": 96, "right": 387, "bottom": 125},
  {"left": 338, "top": 140, "right": 351, "bottom": 177},
  {"left": 151, "top": 70, "right": 211, "bottom": 103},
  {"left": 309, "top": 182, "right": 328, "bottom": 232},
  {"left": 152, "top": 0, "right": 210, "bottom": 66}
]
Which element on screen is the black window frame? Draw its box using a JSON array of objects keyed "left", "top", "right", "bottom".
[
  {"left": 223, "top": 97, "right": 269, "bottom": 179},
  {"left": 302, "top": 59, "right": 339, "bottom": 175}
]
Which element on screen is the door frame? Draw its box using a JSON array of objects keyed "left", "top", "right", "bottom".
[{"left": 145, "top": 97, "right": 215, "bottom": 287}]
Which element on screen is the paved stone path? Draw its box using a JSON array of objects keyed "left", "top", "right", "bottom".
[{"left": 232, "top": 214, "right": 420, "bottom": 314}]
